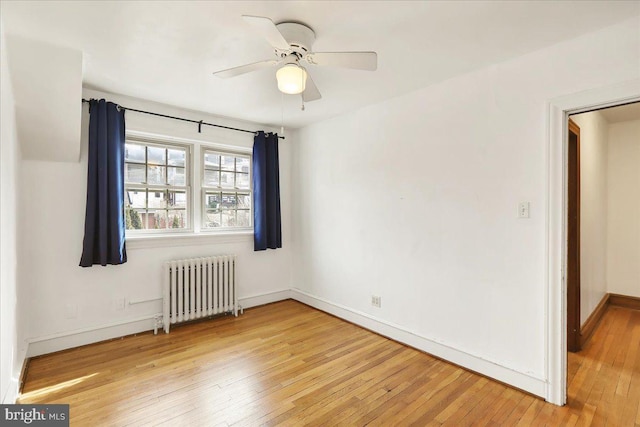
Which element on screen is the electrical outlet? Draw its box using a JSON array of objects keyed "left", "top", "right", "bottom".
[
  {"left": 371, "top": 295, "right": 381, "bottom": 308},
  {"left": 518, "top": 202, "right": 530, "bottom": 219}
]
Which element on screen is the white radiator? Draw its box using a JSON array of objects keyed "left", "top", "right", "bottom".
[{"left": 163, "top": 255, "right": 239, "bottom": 333}]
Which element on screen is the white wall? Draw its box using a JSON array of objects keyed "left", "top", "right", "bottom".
[
  {"left": 20, "top": 88, "right": 293, "bottom": 356},
  {"left": 291, "top": 17, "right": 639, "bottom": 396},
  {"left": 607, "top": 119, "right": 640, "bottom": 297},
  {"left": 5, "top": 35, "right": 82, "bottom": 162},
  {"left": 0, "top": 22, "right": 26, "bottom": 403},
  {"left": 569, "top": 111, "right": 609, "bottom": 325}
]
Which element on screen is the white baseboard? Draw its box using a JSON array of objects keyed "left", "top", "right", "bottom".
[
  {"left": 24, "top": 288, "right": 545, "bottom": 399},
  {"left": 27, "top": 315, "right": 159, "bottom": 357},
  {"left": 2, "top": 347, "right": 27, "bottom": 404},
  {"left": 239, "top": 289, "right": 291, "bottom": 309},
  {"left": 26, "top": 289, "right": 292, "bottom": 358},
  {"left": 290, "top": 288, "right": 547, "bottom": 398},
  {"left": 2, "top": 378, "right": 19, "bottom": 404}
]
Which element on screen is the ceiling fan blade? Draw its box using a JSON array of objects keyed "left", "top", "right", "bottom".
[
  {"left": 302, "top": 72, "right": 322, "bottom": 102},
  {"left": 305, "top": 52, "right": 377, "bottom": 71},
  {"left": 242, "top": 15, "right": 290, "bottom": 50},
  {"left": 212, "top": 60, "right": 278, "bottom": 78}
]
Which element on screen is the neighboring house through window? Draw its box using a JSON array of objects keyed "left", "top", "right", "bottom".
[
  {"left": 124, "top": 135, "right": 251, "bottom": 235},
  {"left": 202, "top": 149, "right": 252, "bottom": 229}
]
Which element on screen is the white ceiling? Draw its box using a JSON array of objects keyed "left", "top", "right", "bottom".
[
  {"left": 2, "top": 1, "right": 639, "bottom": 129},
  {"left": 599, "top": 102, "right": 640, "bottom": 123}
]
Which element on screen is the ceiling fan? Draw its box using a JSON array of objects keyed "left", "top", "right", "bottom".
[{"left": 212, "top": 16, "right": 378, "bottom": 102}]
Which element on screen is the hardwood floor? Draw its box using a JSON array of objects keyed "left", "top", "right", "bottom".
[{"left": 19, "top": 300, "right": 640, "bottom": 426}]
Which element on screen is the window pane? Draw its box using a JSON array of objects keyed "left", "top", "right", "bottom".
[
  {"left": 139, "top": 210, "right": 151, "bottom": 229},
  {"left": 147, "top": 165, "right": 166, "bottom": 185},
  {"left": 125, "top": 144, "right": 145, "bottom": 163},
  {"left": 221, "top": 193, "right": 236, "bottom": 209},
  {"left": 126, "top": 189, "right": 146, "bottom": 208},
  {"left": 237, "top": 194, "right": 251, "bottom": 208},
  {"left": 236, "top": 157, "right": 250, "bottom": 173},
  {"left": 221, "top": 210, "right": 236, "bottom": 227},
  {"left": 220, "top": 171, "right": 234, "bottom": 188},
  {"left": 148, "top": 190, "right": 167, "bottom": 209},
  {"left": 168, "top": 210, "right": 187, "bottom": 229},
  {"left": 237, "top": 210, "right": 250, "bottom": 227},
  {"left": 167, "top": 148, "right": 185, "bottom": 167},
  {"left": 221, "top": 155, "right": 235, "bottom": 171},
  {"left": 125, "top": 163, "right": 145, "bottom": 184},
  {"left": 149, "top": 210, "right": 167, "bottom": 229},
  {"left": 147, "top": 146, "right": 166, "bottom": 165},
  {"left": 205, "top": 192, "right": 221, "bottom": 209},
  {"left": 124, "top": 140, "right": 191, "bottom": 234},
  {"left": 205, "top": 210, "right": 221, "bottom": 228},
  {"left": 169, "top": 191, "right": 187, "bottom": 209},
  {"left": 204, "top": 169, "right": 220, "bottom": 187},
  {"left": 125, "top": 208, "right": 145, "bottom": 230},
  {"left": 236, "top": 172, "right": 250, "bottom": 189},
  {"left": 167, "top": 167, "right": 185, "bottom": 186},
  {"left": 204, "top": 153, "right": 220, "bottom": 168}
]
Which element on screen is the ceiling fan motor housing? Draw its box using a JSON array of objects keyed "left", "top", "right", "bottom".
[{"left": 275, "top": 22, "right": 316, "bottom": 57}]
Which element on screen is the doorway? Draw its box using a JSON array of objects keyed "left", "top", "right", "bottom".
[{"left": 546, "top": 80, "right": 640, "bottom": 406}]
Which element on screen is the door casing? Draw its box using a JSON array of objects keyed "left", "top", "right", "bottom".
[{"left": 545, "top": 80, "right": 640, "bottom": 406}]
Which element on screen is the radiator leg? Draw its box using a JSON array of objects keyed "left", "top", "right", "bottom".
[{"left": 154, "top": 314, "right": 164, "bottom": 335}]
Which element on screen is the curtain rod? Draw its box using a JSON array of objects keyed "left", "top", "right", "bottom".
[{"left": 81, "top": 99, "right": 285, "bottom": 140}]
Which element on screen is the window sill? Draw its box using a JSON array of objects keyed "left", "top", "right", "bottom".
[{"left": 126, "top": 230, "right": 253, "bottom": 249}]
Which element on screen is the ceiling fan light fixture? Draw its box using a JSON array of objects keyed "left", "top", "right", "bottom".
[{"left": 276, "top": 64, "right": 307, "bottom": 94}]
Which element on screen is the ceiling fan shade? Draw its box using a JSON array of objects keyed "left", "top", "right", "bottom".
[{"left": 276, "top": 64, "right": 308, "bottom": 94}]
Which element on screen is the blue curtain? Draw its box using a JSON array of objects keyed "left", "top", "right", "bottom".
[
  {"left": 253, "top": 131, "right": 282, "bottom": 251},
  {"left": 79, "top": 99, "right": 128, "bottom": 267}
]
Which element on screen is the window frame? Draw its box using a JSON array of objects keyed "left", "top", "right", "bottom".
[
  {"left": 124, "top": 135, "right": 193, "bottom": 235},
  {"left": 122, "top": 131, "right": 254, "bottom": 240},
  {"left": 200, "top": 147, "right": 253, "bottom": 232}
]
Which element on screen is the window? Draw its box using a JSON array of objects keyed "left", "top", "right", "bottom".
[
  {"left": 124, "top": 139, "right": 190, "bottom": 232},
  {"left": 202, "top": 149, "right": 252, "bottom": 229},
  {"left": 122, "top": 134, "right": 252, "bottom": 237}
]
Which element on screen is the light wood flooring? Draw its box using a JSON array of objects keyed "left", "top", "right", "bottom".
[{"left": 18, "top": 300, "right": 640, "bottom": 426}]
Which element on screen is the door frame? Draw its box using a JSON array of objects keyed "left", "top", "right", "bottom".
[
  {"left": 545, "top": 80, "right": 640, "bottom": 406},
  {"left": 566, "top": 119, "right": 581, "bottom": 353}
]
